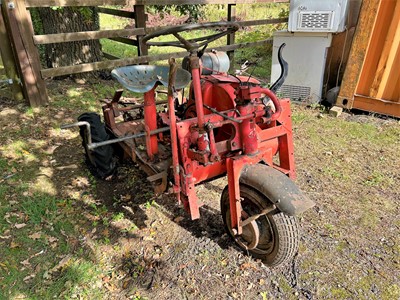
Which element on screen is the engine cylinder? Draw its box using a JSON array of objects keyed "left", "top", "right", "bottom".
[{"left": 200, "top": 51, "right": 230, "bottom": 75}]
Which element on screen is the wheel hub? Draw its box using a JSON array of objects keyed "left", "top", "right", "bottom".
[{"left": 236, "top": 218, "right": 260, "bottom": 250}]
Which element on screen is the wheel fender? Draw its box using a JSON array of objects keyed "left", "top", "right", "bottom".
[{"left": 239, "top": 164, "right": 315, "bottom": 216}]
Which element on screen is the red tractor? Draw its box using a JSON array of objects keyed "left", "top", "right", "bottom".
[{"left": 63, "top": 22, "right": 314, "bottom": 267}]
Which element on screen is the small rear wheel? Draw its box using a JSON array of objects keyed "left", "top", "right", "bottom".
[
  {"left": 78, "top": 112, "right": 116, "bottom": 179},
  {"left": 221, "top": 184, "right": 299, "bottom": 267}
]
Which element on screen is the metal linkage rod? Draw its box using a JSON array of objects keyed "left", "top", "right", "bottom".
[{"left": 61, "top": 122, "right": 170, "bottom": 150}]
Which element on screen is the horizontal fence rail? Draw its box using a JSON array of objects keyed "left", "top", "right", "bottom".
[
  {"left": 41, "top": 38, "right": 274, "bottom": 78},
  {"left": 25, "top": 0, "right": 288, "bottom": 8},
  {"left": 33, "top": 28, "right": 146, "bottom": 44}
]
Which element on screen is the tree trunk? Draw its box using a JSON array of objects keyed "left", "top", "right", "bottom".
[{"left": 37, "top": 7, "right": 103, "bottom": 79}]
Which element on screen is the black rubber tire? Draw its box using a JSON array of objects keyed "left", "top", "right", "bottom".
[
  {"left": 78, "top": 112, "right": 116, "bottom": 179},
  {"left": 221, "top": 184, "right": 299, "bottom": 267}
]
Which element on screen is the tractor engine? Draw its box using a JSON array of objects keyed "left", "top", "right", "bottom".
[{"left": 180, "top": 50, "right": 279, "bottom": 164}]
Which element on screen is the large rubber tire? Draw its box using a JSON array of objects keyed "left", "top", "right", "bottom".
[
  {"left": 221, "top": 184, "right": 299, "bottom": 267},
  {"left": 78, "top": 112, "right": 116, "bottom": 179}
]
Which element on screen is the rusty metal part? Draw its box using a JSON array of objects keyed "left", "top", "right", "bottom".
[
  {"left": 168, "top": 58, "right": 182, "bottom": 201},
  {"left": 118, "top": 100, "right": 168, "bottom": 109},
  {"left": 147, "top": 171, "right": 168, "bottom": 194},
  {"left": 203, "top": 104, "right": 242, "bottom": 123},
  {"left": 240, "top": 206, "right": 276, "bottom": 227},
  {"left": 236, "top": 219, "right": 259, "bottom": 250}
]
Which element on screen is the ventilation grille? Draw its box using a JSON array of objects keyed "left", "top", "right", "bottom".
[
  {"left": 298, "top": 11, "right": 334, "bottom": 30},
  {"left": 278, "top": 85, "right": 311, "bottom": 102}
]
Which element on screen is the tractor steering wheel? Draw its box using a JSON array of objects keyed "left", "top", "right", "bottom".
[{"left": 142, "top": 21, "right": 240, "bottom": 53}]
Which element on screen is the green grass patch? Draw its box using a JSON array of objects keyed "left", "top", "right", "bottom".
[{"left": 20, "top": 194, "right": 60, "bottom": 225}]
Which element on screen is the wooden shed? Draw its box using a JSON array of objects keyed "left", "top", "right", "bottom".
[{"left": 336, "top": 0, "right": 400, "bottom": 117}]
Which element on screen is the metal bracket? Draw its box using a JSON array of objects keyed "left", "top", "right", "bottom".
[{"left": 240, "top": 205, "right": 276, "bottom": 228}]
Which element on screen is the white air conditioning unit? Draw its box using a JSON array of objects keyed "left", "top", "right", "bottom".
[
  {"left": 271, "top": 31, "right": 332, "bottom": 104},
  {"left": 288, "top": 0, "right": 350, "bottom": 33}
]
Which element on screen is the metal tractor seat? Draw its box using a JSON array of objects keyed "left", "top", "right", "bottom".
[{"left": 111, "top": 65, "right": 191, "bottom": 93}]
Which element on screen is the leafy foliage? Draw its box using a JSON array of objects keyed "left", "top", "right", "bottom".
[{"left": 147, "top": 5, "right": 204, "bottom": 21}]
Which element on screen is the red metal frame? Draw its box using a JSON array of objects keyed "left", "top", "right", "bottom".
[
  {"left": 101, "top": 60, "right": 296, "bottom": 235},
  {"left": 176, "top": 97, "right": 294, "bottom": 232}
]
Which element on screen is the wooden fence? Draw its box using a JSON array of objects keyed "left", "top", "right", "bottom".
[{"left": 0, "top": 0, "right": 288, "bottom": 106}]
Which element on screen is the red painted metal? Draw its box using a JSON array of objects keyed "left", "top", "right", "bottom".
[
  {"left": 190, "top": 57, "right": 206, "bottom": 131},
  {"left": 227, "top": 157, "right": 242, "bottom": 234},
  {"left": 260, "top": 88, "right": 282, "bottom": 121},
  {"left": 173, "top": 95, "right": 294, "bottom": 220},
  {"left": 237, "top": 103, "right": 258, "bottom": 155},
  {"left": 144, "top": 89, "right": 158, "bottom": 160}
]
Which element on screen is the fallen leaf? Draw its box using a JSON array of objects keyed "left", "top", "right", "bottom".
[
  {"left": 28, "top": 232, "right": 42, "bottom": 240},
  {"left": 20, "top": 258, "right": 31, "bottom": 267},
  {"left": 0, "top": 235, "right": 11, "bottom": 239},
  {"left": 10, "top": 241, "right": 19, "bottom": 248},
  {"left": 4, "top": 213, "right": 11, "bottom": 224},
  {"left": 43, "top": 270, "right": 51, "bottom": 280},
  {"left": 47, "top": 236, "right": 58, "bottom": 243},
  {"left": 122, "top": 279, "right": 130, "bottom": 289},
  {"left": 49, "top": 255, "right": 72, "bottom": 274},
  {"left": 15, "top": 223, "right": 27, "bottom": 229},
  {"left": 31, "top": 250, "right": 45, "bottom": 258},
  {"left": 174, "top": 216, "right": 184, "bottom": 223},
  {"left": 23, "top": 274, "right": 35, "bottom": 282}
]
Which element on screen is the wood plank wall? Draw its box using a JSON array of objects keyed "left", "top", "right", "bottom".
[{"left": 337, "top": 0, "right": 400, "bottom": 117}]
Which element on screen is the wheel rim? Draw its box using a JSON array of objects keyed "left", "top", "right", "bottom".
[
  {"left": 244, "top": 199, "right": 276, "bottom": 254},
  {"left": 225, "top": 195, "right": 276, "bottom": 255}
]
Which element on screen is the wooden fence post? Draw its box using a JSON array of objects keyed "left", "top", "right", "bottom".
[
  {"left": 3, "top": 0, "right": 48, "bottom": 106},
  {"left": 0, "top": 1, "right": 23, "bottom": 101},
  {"left": 134, "top": 5, "right": 148, "bottom": 57},
  {"left": 227, "top": 4, "right": 236, "bottom": 63}
]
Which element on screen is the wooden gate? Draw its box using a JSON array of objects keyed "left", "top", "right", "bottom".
[{"left": 0, "top": 0, "right": 289, "bottom": 107}]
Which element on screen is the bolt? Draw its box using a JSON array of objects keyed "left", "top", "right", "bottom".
[{"left": 8, "top": 1, "right": 15, "bottom": 9}]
